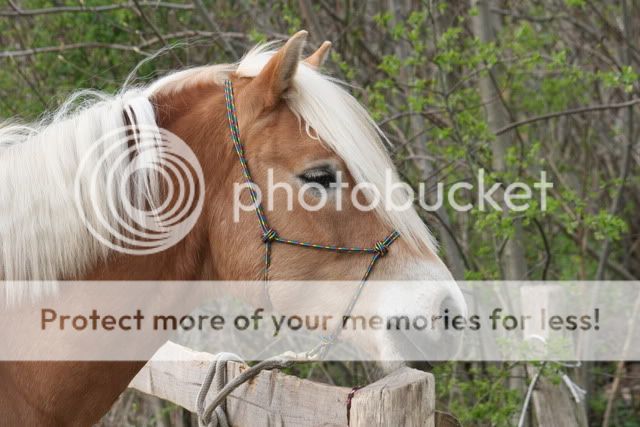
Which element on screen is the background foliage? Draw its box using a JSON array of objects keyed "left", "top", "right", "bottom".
[{"left": 1, "top": 0, "right": 638, "bottom": 425}]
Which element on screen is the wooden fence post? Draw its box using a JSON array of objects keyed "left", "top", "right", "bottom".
[
  {"left": 130, "top": 341, "right": 436, "bottom": 426},
  {"left": 349, "top": 367, "right": 435, "bottom": 427}
]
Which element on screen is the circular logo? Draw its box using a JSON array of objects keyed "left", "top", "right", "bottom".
[{"left": 74, "top": 124, "right": 205, "bottom": 255}]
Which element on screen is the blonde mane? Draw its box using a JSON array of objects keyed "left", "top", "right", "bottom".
[
  {"left": 0, "top": 42, "right": 435, "bottom": 294},
  {"left": 0, "top": 89, "right": 162, "bottom": 291}
]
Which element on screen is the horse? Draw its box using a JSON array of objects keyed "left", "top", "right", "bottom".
[{"left": 0, "top": 31, "right": 465, "bottom": 425}]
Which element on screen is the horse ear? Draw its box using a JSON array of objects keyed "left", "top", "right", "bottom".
[
  {"left": 304, "top": 41, "right": 332, "bottom": 69},
  {"left": 248, "top": 30, "right": 308, "bottom": 108}
]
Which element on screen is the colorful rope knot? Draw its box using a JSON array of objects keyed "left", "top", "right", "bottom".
[
  {"left": 374, "top": 240, "right": 390, "bottom": 257},
  {"left": 262, "top": 228, "right": 278, "bottom": 243}
]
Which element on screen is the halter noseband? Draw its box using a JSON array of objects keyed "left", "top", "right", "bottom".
[{"left": 223, "top": 79, "right": 400, "bottom": 356}]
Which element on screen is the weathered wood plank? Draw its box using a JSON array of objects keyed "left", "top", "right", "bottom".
[
  {"left": 350, "top": 367, "right": 435, "bottom": 427},
  {"left": 223, "top": 361, "right": 349, "bottom": 427},
  {"left": 129, "top": 341, "right": 436, "bottom": 427},
  {"left": 129, "top": 341, "right": 349, "bottom": 426}
]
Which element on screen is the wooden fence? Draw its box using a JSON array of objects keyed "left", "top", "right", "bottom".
[{"left": 129, "top": 341, "right": 450, "bottom": 426}]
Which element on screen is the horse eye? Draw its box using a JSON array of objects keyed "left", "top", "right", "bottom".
[{"left": 298, "top": 167, "right": 336, "bottom": 188}]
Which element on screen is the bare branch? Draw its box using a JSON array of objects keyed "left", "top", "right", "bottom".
[
  {"left": 0, "top": 31, "right": 247, "bottom": 59},
  {"left": 495, "top": 98, "right": 640, "bottom": 135},
  {"left": 0, "top": 2, "right": 194, "bottom": 17},
  {"left": 0, "top": 43, "right": 148, "bottom": 58},
  {"left": 190, "top": 0, "right": 238, "bottom": 57},
  {"left": 137, "top": 30, "right": 245, "bottom": 49},
  {"left": 490, "top": 7, "right": 556, "bottom": 22},
  {"left": 131, "top": 0, "right": 183, "bottom": 65}
]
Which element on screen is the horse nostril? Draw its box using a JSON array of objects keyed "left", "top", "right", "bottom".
[
  {"left": 435, "top": 293, "right": 467, "bottom": 358},
  {"left": 440, "top": 296, "right": 461, "bottom": 318}
]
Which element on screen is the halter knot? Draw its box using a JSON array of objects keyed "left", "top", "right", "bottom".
[
  {"left": 262, "top": 228, "right": 278, "bottom": 243},
  {"left": 374, "top": 240, "right": 390, "bottom": 257}
]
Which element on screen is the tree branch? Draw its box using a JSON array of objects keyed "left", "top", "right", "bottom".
[
  {"left": 0, "top": 42, "right": 147, "bottom": 58},
  {"left": 495, "top": 98, "right": 640, "bottom": 135},
  {"left": 0, "top": 2, "right": 194, "bottom": 17},
  {"left": 131, "top": 0, "right": 183, "bottom": 65},
  {"left": 0, "top": 31, "right": 246, "bottom": 59},
  {"left": 190, "top": 0, "right": 238, "bottom": 57}
]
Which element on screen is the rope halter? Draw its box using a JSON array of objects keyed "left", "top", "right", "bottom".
[
  {"left": 223, "top": 78, "right": 400, "bottom": 352},
  {"left": 196, "top": 79, "right": 404, "bottom": 427}
]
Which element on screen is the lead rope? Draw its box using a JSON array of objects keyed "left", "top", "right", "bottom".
[
  {"left": 197, "top": 80, "right": 401, "bottom": 425},
  {"left": 197, "top": 353, "right": 300, "bottom": 427}
]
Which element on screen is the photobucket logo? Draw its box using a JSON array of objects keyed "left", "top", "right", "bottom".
[
  {"left": 74, "top": 125, "right": 204, "bottom": 255},
  {"left": 233, "top": 168, "right": 552, "bottom": 221}
]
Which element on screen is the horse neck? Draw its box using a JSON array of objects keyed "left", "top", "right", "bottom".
[
  {"left": 82, "top": 83, "right": 231, "bottom": 281},
  {"left": 148, "top": 80, "right": 251, "bottom": 281},
  {"left": 0, "top": 82, "right": 241, "bottom": 426}
]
